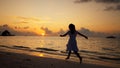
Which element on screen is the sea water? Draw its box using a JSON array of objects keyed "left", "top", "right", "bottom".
[{"left": 0, "top": 36, "right": 120, "bottom": 67}]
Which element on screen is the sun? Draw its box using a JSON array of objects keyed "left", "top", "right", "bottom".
[
  {"left": 41, "top": 33, "right": 45, "bottom": 36},
  {"left": 38, "top": 53, "right": 44, "bottom": 57}
]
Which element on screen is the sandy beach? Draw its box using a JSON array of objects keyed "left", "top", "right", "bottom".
[{"left": 0, "top": 47, "right": 114, "bottom": 68}]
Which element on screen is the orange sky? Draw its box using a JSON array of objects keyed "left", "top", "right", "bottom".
[{"left": 0, "top": 0, "right": 120, "bottom": 35}]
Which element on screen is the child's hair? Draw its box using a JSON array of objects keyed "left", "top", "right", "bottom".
[{"left": 69, "top": 24, "right": 76, "bottom": 34}]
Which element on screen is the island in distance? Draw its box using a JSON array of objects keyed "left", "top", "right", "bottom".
[{"left": 0, "top": 30, "right": 15, "bottom": 36}]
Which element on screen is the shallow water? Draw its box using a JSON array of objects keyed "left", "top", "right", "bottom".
[{"left": 0, "top": 36, "right": 120, "bottom": 67}]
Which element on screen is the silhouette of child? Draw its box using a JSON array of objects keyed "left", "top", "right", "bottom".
[{"left": 60, "top": 24, "right": 88, "bottom": 63}]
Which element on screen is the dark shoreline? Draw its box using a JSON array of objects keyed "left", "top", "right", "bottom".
[{"left": 0, "top": 45, "right": 119, "bottom": 68}]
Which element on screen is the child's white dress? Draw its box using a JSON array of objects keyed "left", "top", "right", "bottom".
[{"left": 66, "top": 31, "right": 79, "bottom": 52}]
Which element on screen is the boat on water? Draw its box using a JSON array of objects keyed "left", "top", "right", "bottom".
[{"left": 106, "top": 36, "right": 116, "bottom": 39}]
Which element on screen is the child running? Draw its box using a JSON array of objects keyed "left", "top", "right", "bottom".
[{"left": 60, "top": 23, "right": 88, "bottom": 63}]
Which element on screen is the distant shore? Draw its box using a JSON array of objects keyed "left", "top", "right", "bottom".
[{"left": 0, "top": 46, "right": 115, "bottom": 68}]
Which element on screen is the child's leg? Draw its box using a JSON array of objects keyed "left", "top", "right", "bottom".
[
  {"left": 74, "top": 51, "right": 82, "bottom": 63},
  {"left": 66, "top": 51, "right": 71, "bottom": 59}
]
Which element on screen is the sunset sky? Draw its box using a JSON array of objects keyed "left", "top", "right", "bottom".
[{"left": 0, "top": 0, "right": 120, "bottom": 36}]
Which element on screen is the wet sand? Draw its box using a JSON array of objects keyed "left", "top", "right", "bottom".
[{"left": 0, "top": 50, "right": 113, "bottom": 68}]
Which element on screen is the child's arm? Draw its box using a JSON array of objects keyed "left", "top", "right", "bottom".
[
  {"left": 77, "top": 31, "right": 88, "bottom": 39},
  {"left": 60, "top": 31, "right": 69, "bottom": 37}
]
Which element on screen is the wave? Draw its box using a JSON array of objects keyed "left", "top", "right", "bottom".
[
  {"left": 99, "top": 56, "right": 120, "bottom": 61},
  {"left": 36, "top": 47, "right": 58, "bottom": 51},
  {"left": 102, "top": 48, "right": 115, "bottom": 51},
  {"left": 0, "top": 45, "right": 120, "bottom": 64},
  {"left": 80, "top": 50, "right": 120, "bottom": 58},
  {"left": 13, "top": 45, "right": 30, "bottom": 49},
  {"left": 0, "top": 45, "right": 67, "bottom": 56}
]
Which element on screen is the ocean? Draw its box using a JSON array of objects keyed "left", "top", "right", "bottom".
[{"left": 0, "top": 36, "right": 120, "bottom": 67}]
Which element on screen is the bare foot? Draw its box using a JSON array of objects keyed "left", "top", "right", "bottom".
[{"left": 65, "top": 57, "right": 69, "bottom": 60}]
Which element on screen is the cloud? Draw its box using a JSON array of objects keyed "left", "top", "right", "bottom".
[
  {"left": 56, "top": 27, "right": 108, "bottom": 37},
  {"left": 95, "top": 0, "right": 120, "bottom": 11},
  {"left": 40, "top": 27, "right": 66, "bottom": 36},
  {"left": 40, "top": 27, "right": 53, "bottom": 35},
  {"left": 74, "top": 0, "right": 120, "bottom": 3},
  {"left": 17, "top": 16, "right": 40, "bottom": 21},
  {"left": 74, "top": 0, "right": 120, "bottom": 11},
  {"left": 16, "top": 16, "right": 41, "bottom": 22},
  {"left": 0, "top": 24, "right": 38, "bottom": 36},
  {"left": 1, "top": 24, "right": 119, "bottom": 37},
  {"left": 57, "top": 28, "right": 66, "bottom": 35},
  {"left": 104, "top": 5, "right": 120, "bottom": 11},
  {"left": 14, "top": 26, "right": 21, "bottom": 29},
  {"left": 2, "top": 24, "right": 9, "bottom": 27},
  {"left": 14, "top": 26, "right": 29, "bottom": 29},
  {"left": 104, "top": 6, "right": 115, "bottom": 11},
  {"left": 0, "top": 24, "right": 11, "bottom": 32},
  {"left": 23, "top": 26, "right": 29, "bottom": 29},
  {"left": 95, "top": 0, "right": 120, "bottom": 4},
  {"left": 74, "top": 0, "right": 92, "bottom": 3},
  {"left": 77, "top": 27, "right": 107, "bottom": 37},
  {"left": 20, "top": 21, "right": 29, "bottom": 23},
  {"left": 116, "top": 5, "right": 120, "bottom": 10}
]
